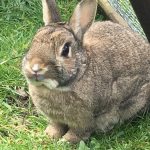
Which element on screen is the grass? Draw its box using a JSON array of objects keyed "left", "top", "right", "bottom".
[{"left": 0, "top": 0, "right": 150, "bottom": 149}]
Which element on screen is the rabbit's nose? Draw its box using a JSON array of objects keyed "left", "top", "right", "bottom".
[{"left": 31, "top": 64, "right": 42, "bottom": 73}]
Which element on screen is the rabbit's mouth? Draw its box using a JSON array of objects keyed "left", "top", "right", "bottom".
[{"left": 24, "top": 71, "right": 45, "bottom": 82}]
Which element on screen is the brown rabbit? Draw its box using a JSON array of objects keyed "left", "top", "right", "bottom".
[{"left": 22, "top": 0, "right": 150, "bottom": 143}]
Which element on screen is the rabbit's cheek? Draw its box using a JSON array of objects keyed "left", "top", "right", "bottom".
[{"left": 63, "top": 59, "right": 76, "bottom": 73}]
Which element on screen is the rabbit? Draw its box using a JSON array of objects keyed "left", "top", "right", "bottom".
[{"left": 22, "top": 0, "right": 150, "bottom": 143}]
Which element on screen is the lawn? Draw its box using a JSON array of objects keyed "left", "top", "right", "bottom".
[{"left": 0, "top": 0, "right": 150, "bottom": 149}]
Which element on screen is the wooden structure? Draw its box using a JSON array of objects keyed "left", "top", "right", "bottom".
[
  {"left": 98, "top": 0, "right": 150, "bottom": 42},
  {"left": 97, "top": 0, "right": 129, "bottom": 27}
]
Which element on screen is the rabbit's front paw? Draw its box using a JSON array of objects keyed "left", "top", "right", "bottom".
[
  {"left": 45, "top": 123, "right": 68, "bottom": 139},
  {"left": 63, "top": 128, "right": 91, "bottom": 143}
]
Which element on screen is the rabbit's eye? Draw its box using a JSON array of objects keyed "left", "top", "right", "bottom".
[{"left": 61, "top": 42, "right": 71, "bottom": 57}]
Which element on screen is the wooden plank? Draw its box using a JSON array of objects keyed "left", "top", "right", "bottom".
[
  {"left": 98, "top": 0, "right": 129, "bottom": 27},
  {"left": 129, "top": 0, "right": 150, "bottom": 42}
]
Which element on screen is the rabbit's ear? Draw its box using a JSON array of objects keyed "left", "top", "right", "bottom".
[
  {"left": 42, "top": 0, "right": 61, "bottom": 25},
  {"left": 69, "top": 0, "right": 97, "bottom": 40}
]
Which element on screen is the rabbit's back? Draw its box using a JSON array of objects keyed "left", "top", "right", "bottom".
[{"left": 84, "top": 21, "right": 150, "bottom": 79}]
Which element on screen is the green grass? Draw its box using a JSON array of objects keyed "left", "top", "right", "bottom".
[{"left": 0, "top": 0, "right": 150, "bottom": 149}]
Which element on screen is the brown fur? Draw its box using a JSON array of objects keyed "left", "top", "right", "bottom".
[{"left": 22, "top": 0, "right": 150, "bottom": 143}]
